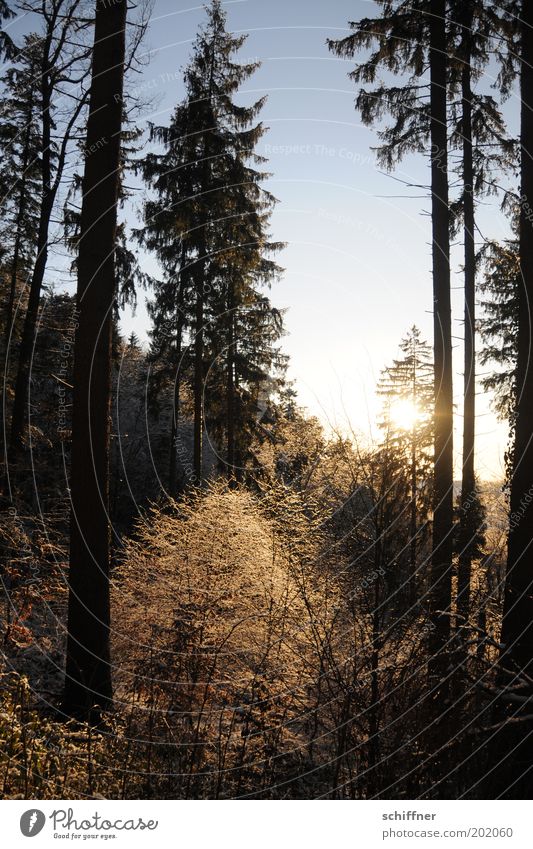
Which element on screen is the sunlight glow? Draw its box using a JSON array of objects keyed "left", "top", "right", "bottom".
[{"left": 390, "top": 399, "right": 420, "bottom": 431}]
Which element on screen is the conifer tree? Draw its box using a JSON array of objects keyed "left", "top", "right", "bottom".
[
  {"left": 329, "top": 2, "right": 514, "bottom": 634},
  {"left": 64, "top": 0, "right": 127, "bottom": 719},
  {"left": 493, "top": 0, "right": 533, "bottom": 795},
  {"left": 0, "top": 36, "right": 43, "bottom": 361},
  {"left": 378, "top": 326, "right": 434, "bottom": 594},
  {"left": 447, "top": 0, "right": 515, "bottom": 623},
  {"left": 427, "top": 0, "right": 454, "bottom": 684},
  {"left": 478, "top": 234, "right": 519, "bottom": 429},
  {"left": 0, "top": 1, "right": 15, "bottom": 61},
  {"left": 328, "top": 0, "right": 454, "bottom": 680},
  {"left": 138, "top": 0, "right": 284, "bottom": 489}
]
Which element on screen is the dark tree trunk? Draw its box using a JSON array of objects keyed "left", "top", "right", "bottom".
[
  {"left": 409, "top": 355, "right": 418, "bottom": 598},
  {"left": 168, "top": 366, "right": 180, "bottom": 494},
  {"left": 193, "top": 280, "right": 204, "bottom": 482},
  {"left": 428, "top": 0, "right": 454, "bottom": 684},
  {"left": 64, "top": 0, "right": 127, "bottom": 719},
  {"left": 457, "top": 0, "right": 476, "bottom": 629},
  {"left": 192, "top": 48, "right": 216, "bottom": 485},
  {"left": 226, "top": 281, "right": 236, "bottom": 480},
  {"left": 409, "top": 422, "right": 417, "bottom": 599},
  {"left": 503, "top": 1, "right": 533, "bottom": 673},
  {"left": 169, "top": 274, "right": 185, "bottom": 496},
  {"left": 491, "top": 0, "right": 533, "bottom": 796},
  {"left": 368, "top": 576, "right": 381, "bottom": 793}
]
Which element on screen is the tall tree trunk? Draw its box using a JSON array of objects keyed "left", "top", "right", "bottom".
[
  {"left": 192, "top": 46, "right": 216, "bottom": 484},
  {"left": 409, "top": 421, "right": 417, "bottom": 598},
  {"left": 169, "top": 272, "right": 185, "bottom": 495},
  {"left": 168, "top": 361, "right": 180, "bottom": 494},
  {"left": 492, "top": 0, "right": 533, "bottom": 795},
  {"left": 368, "top": 575, "right": 381, "bottom": 794},
  {"left": 409, "top": 352, "right": 418, "bottom": 599},
  {"left": 457, "top": 0, "right": 476, "bottom": 629},
  {"left": 226, "top": 280, "right": 236, "bottom": 480},
  {"left": 428, "top": 0, "right": 454, "bottom": 684},
  {"left": 191, "top": 152, "right": 208, "bottom": 487},
  {"left": 193, "top": 279, "right": 204, "bottom": 482},
  {"left": 64, "top": 0, "right": 127, "bottom": 719}
]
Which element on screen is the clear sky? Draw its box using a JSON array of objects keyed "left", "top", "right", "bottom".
[{"left": 15, "top": 0, "right": 515, "bottom": 480}]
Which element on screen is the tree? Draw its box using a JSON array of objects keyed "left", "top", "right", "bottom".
[
  {"left": 328, "top": 2, "right": 514, "bottom": 640},
  {"left": 493, "top": 0, "right": 533, "bottom": 795},
  {"left": 0, "top": 1, "right": 15, "bottom": 61},
  {"left": 447, "top": 0, "right": 516, "bottom": 624},
  {"left": 220, "top": 295, "right": 287, "bottom": 480},
  {"left": 378, "top": 326, "right": 434, "bottom": 598},
  {"left": 137, "top": 120, "right": 194, "bottom": 492},
  {"left": 328, "top": 0, "right": 454, "bottom": 687},
  {"left": 452, "top": 0, "right": 480, "bottom": 626},
  {"left": 0, "top": 37, "right": 43, "bottom": 469},
  {"left": 64, "top": 0, "right": 127, "bottom": 718},
  {"left": 138, "top": 0, "right": 284, "bottom": 490},
  {"left": 478, "top": 232, "right": 519, "bottom": 487},
  {"left": 426, "top": 0, "right": 454, "bottom": 686},
  {"left": 8, "top": 0, "right": 91, "bottom": 458},
  {"left": 0, "top": 36, "right": 43, "bottom": 339}
]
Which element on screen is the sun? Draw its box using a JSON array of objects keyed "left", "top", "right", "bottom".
[{"left": 390, "top": 399, "right": 420, "bottom": 431}]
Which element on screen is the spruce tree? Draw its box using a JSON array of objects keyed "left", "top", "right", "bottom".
[
  {"left": 0, "top": 1, "right": 15, "bottom": 61},
  {"left": 378, "top": 326, "right": 434, "bottom": 596},
  {"left": 328, "top": 0, "right": 454, "bottom": 688},
  {"left": 447, "top": 0, "right": 516, "bottom": 623},
  {"left": 329, "top": 2, "right": 514, "bottom": 636},
  {"left": 427, "top": 0, "right": 454, "bottom": 690},
  {"left": 478, "top": 233, "right": 519, "bottom": 429},
  {"left": 138, "top": 0, "right": 284, "bottom": 489},
  {"left": 0, "top": 36, "right": 43, "bottom": 362},
  {"left": 64, "top": 0, "right": 127, "bottom": 719},
  {"left": 493, "top": 0, "right": 533, "bottom": 795}
]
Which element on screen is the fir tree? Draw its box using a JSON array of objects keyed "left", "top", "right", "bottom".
[
  {"left": 0, "top": 1, "right": 15, "bottom": 61},
  {"left": 329, "top": 2, "right": 515, "bottom": 631},
  {"left": 378, "top": 326, "right": 434, "bottom": 597},
  {"left": 64, "top": 0, "right": 127, "bottom": 719},
  {"left": 478, "top": 220, "right": 520, "bottom": 495},
  {"left": 479, "top": 234, "right": 519, "bottom": 428},
  {"left": 447, "top": 0, "right": 516, "bottom": 622},
  {"left": 138, "top": 0, "right": 284, "bottom": 490},
  {"left": 328, "top": 0, "right": 454, "bottom": 694},
  {"left": 488, "top": 0, "right": 533, "bottom": 797}
]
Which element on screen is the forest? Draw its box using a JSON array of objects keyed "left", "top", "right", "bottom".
[{"left": 0, "top": 0, "right": 532, "bottom": 800}]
